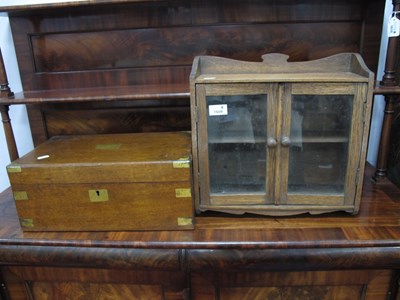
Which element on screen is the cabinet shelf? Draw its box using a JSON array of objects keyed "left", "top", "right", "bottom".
[
  {"left": 196, "top": 72, "right": 369, "bottom": 84},
  {"left": 0, "top": 84, "right": 190, "bottom": 105},
  {"left": 208, "top": 135, "right": 349, "bottom": 144},
  {"left": 373, "top": 83, "right": 400, "bottom": 95},
  {"left": 208, "top": 137, "right": 265, "bottom": 144},
  {"left": 2, "top": 76, "right": 390, "bottom": 106},
  {"left": 293, "top": 134, "right": 349, "bottom": 144},
  {"left": 0, "top": 0, "right": 158, "bottom": 12},
  {"left": 288, "top": 184, "right": 344, "bottom": 196},
  {"left": 3, "top": 75, "right": 394, "bottom": 106}
]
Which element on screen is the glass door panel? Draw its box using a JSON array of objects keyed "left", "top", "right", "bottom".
[
  {"left": 288, "top": 95, "right": 353, "bottom": 195},
  {"left": 206, "top": 94, "right": 267, "bottom": 195}
]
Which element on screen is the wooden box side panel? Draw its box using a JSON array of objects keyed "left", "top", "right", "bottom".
[{"left": 12, "top": 181, "right": 194, "bottom": 231}]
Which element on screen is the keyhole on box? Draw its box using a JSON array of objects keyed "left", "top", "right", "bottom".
[{"left": 89, "top": 189, "right": 109, "bottom": 202}]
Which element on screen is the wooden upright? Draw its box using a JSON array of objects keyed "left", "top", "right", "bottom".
[
  {"left": 0, "top": 48, "right": 18, "bottom": 162},
  {"left": 373, "top": 0, "right": 400, "bottom": 181}
]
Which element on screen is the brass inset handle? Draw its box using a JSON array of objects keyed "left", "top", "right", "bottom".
[
  {"left": 281, "top": 137, "right": 291, "bottom": 147},
  {"left": 267, "top": 137, "right": 277, "bottom": 148}
]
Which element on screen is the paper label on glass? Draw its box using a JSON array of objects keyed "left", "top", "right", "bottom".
[{"left": 209, "top": 104, "right": 228, "bottom": 116}]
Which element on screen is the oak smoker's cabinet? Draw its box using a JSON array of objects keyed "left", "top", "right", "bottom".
[{"left": 190, "top": 53, "right": 374, "bottom": 216}]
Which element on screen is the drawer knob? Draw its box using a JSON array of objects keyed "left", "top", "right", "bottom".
[
  {"left": 281, "top": 137, "right": 291, "bottom": 147},
  {"left": 267, "top": 138, "right": 277, "bottom": 148}
]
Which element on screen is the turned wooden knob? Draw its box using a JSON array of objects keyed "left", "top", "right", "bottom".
[
  {"left": 267, "top": 137, "right": 277, "bottom": 148},
  {"left": 281, "top": 137, "right": 291, "bottom": 147}
]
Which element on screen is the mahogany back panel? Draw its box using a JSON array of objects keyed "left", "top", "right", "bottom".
[{"left": 8, "top": 0, "right": 384, "bottom": 145}]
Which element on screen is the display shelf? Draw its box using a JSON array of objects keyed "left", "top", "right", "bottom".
[
  {"left": 373, "top": 84, "right": 400, "bottom": 95},
  {"left": 196, "top": 72, "right": 369, "bottom": 84},
  {"left": 0, "top": 0, "right": 161, "bottom": 12},
  {"left": 0, "top": 84, "right": 190, "bottom": 105},
  {"left": 1, "top": 78, "right": 394, "bottom": 106}
]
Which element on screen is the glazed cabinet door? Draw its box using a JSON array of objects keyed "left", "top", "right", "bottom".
[
  {"left": 279, "top": 83, "right": 367, "bottom": 211},
  {"left": 195, "top": 83, "right": 278, "bottom": 208},
  {"left": 194, "top": 81, "right": 368, "bottom": 214}
]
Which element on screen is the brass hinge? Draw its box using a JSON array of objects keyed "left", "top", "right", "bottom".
[
  {"left": 13, "top": 191, "right": 28, "bottom": 201},
  {"left": 173, "top": 157, "right": 190, "bottom": 169},
  {"left": 177, "top": 217, "right": 193, "bottom": 226},
  {"left": 20, "top": 218, "right": 34, "bottom": 228},
  {"left": 7, "top": 164, "right": 21, "bottom": 173},
  {"left": 175, "top": 188, "right": 192, "bottom": 198}
]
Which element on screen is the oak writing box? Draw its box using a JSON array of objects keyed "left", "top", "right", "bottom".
[{"left": 7, "top": 132, "right": 194, "bottom": 231}]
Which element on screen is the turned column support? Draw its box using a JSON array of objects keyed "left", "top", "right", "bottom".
[
  {"left": 0, "top": 47, "right": 19, "bottom": 162},
  {"left": 0, "top": 48, "right": 13, "bottom": 98},
  {"left": 0, "top": 105, "right": 18, "bottom": 162},
  {"left": 373, "top": 0, "right": 400, "bottom": 182},
  {"left": 373, "top": 95, "right": 396, "bottom": 180}
]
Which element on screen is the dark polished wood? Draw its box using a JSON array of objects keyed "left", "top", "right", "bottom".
[
  {"left": 0, "top": 85, "right": 189, "bottom": 105},
  {"left": 375, "top": 95, "right": 398, "bottom": 181},
  {"left": 0, "top": 1, "right": 393, "bottom": 298},
  {"left": 0, "top": 105, "right": 18, "bottom": 162},
  {"left": 374, "top": 84, "right": 400, "bottom": 95},
  {"left": 1, "top": 0, "right": 384, "bottom": 146},
  {"left": 374, "top": 0, "right": 400, "bottom": 182},
  {"left": 380, "top": 0, "right": 400, "bottom": 87},
  {"left": 0, "top": 48, "right": 18, "bottom": 162},
  {"left": 0, "top": 165, "right": 400, "bottom": 265},
  {"left": 0, "top": 48, "right": 13, "bottom": 99},
  {"left": 7, "top": 1, "right": 383, "bottom": 92},
  {"left": 0, "top": 165, "right": 400, "bottom": 299}
]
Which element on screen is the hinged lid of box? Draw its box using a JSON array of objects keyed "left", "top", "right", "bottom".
[{"left": 7, "top": 131, "right": 192, "bottom": 184}]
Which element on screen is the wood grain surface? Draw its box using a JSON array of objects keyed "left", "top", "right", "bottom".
[
  {"left": 2, "top": 0, "right": 384, "bottom": 147},
  {"left": 6, "top": 132, "right": 194, "bottom": 231},
  {"left": 1, "top": 165, "right": 399, "bottom": 299},
  {"left": 0, "top": 1, "right": 393, "bottom": 299},
  {"left": 0, "top": 165, "right": 399, "bottom": 269}
]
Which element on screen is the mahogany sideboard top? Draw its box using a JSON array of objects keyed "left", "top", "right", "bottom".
[{"left": 0, "top": 164, "right": 400, "bottom": 272}]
